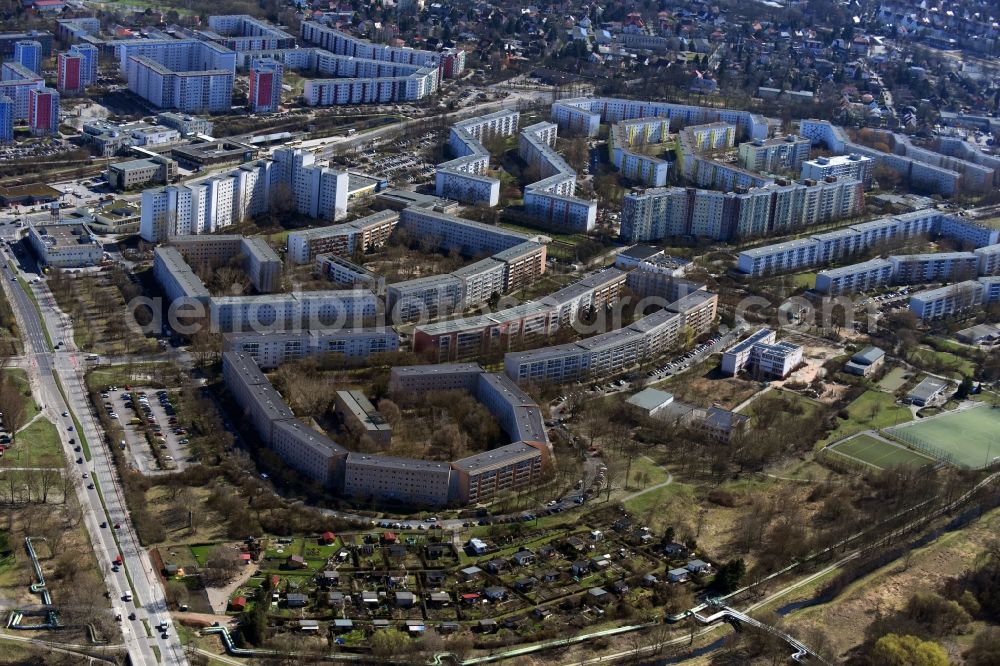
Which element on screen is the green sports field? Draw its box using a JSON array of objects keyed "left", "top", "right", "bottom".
[
  {"left": 826, "top": 433, "right": 936, "bottom": 470},
  {"left": 886, "top": 406, "right": 1000, "bottom": 469}
]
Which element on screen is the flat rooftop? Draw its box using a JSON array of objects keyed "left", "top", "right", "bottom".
[
  {"left": 30, "top": 222, "right": 97, "bottom": 249},
  {"left": 452, "top": 442, "right": 540, "bottom": 473}
]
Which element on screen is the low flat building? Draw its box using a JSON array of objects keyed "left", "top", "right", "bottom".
[
  {"left": 844, "top": 346, "right": 885, "bottom": 377},
  {"left": 334, "top": 389, "right": 392, "bottom": 446},
  {"left": 905, "top": 376, "right": 949, "bottom": 406},
  {"left": 625, "top": 388, "right": 675, "bottom": 418},
  {"left": 90, "top": 200, "right": 141, "bottom": 234},
  {"left": 956, "top": 323, "right": 1000, "bottom": 345},
  {"left": 106, "top": 155, "right": 178, "bottom": 191},
  {"left": 27, "top": 222, "right": 102, "bottom": 267}
]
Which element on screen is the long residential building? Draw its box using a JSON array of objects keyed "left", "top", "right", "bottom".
[
  {"left": 519, "top": 121, "right": 597, "bottom": 232},
  {"left": 675, "top": 122, "right": 775, "bottom": 191},
  {"left": 622, "top": 176, "right": 863, "bottom": 243},
  {"left": 117, "top": 39, "right": 236, "bottom": 113},
  {"left": 736, "top": 210, "right": 998, "bottom": 276},
  {"left": 300, "top": 21, "right": 465, "bottom": 79},
  {"left": 815, "top": 258, "right": 894, "bottom": 295},
  {"left": 503, "top": 290, "right": 718, "bottom": 384},
  {"left": 411, "top": 267, "right": 628, "bottom": 359},
  {"left": 609, "top": 117, "right": 672, "bottom": 187},
  {"left": 295, "top": 21, "right": 463, "bottom": 105},
  {"left": 223, "top": 328, "right": 399, "bottom": 368},
  {"left": 551, "top": 97, "right": 771, "bottom": 140},
  {"left": 435, "top": 110, "right": 519, "bottom": 206},
  {"left": 287, "top": 210, "right": 399, "bottom": 263},
  {"left": 224, "top": 352, "right": 546, "bottom": 506},
  {"left": 202, "top": 15, "right": 296, "bottom": 52},
  {"left": 223, "top": 351, "right": 348, "bottom": 488},
  {"left": 797, "top": 119, "right": 997, "bottom": 195},
  {"left": 908, "top": 280, "right": 988, "bottom": 321},
  {"left": 889, "top": 252, "right": 981, "bottom": 284},
  {"left": 168, "top": 234, "right": 282, "bottom": 293},
  {"left": 153, "top": 245, "right": 378, "bottom": 332},
  {"left": 398, "top": 206, "right": 543, "bottom": 256}
]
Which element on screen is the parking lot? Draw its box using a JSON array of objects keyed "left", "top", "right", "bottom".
[{"left": 104, "top": 386, "right": 190, "bottom": 474}]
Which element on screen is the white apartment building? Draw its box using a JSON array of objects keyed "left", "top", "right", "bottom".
[
  {"left": 343, "top": 453, "right": 453, "bottom": 505},
  {"left": 800, "top": 154, "right": 874, "bottom": 188},
  {"left": 504, "top": 291, "right": 717, "bottom": 384},
  {"left": 551, "top": 97, "right": 770, "bottom": 140},
  {"left": 118, "top": 40, "right": 236, "bottom": 113},
  {"left": 815, "top": 258, "right": 894, "bottom": 295},
  {"left": 141, "top": 148, "right": 353, "bottom": 242},
  {"left": 889, "top": 252, "right": 981, "bottom": 284},
  {"left": 738, "top": 135, "right": 811, "bottom": 173},
  {"left": 224, "top": 329, "right": 399, "bottom": 368},
  {"left": 610, "top": 117, "right": 672, "bottom": 186},
  {"left": 975, "top": 243, "right": 1000, "bottom": 276},
  {"left": 721, "top": 328, "right": 801, "bottom": 378},
  {"left": 908, "top": 281, "right": 985, "bottom": 321},
  {"left": 519, "top": 121, "right": 597, "bottom": 232},
  {"left": 623, "top": 177, "right": 862, "bottom": 244},
  {"left": 286, "top": 210, "right": 398, "bottom": 264},
  {"left": 435, "top": 110, "right": 519, "bottom": 206},
  {"left": 398, "top": 207, "right": 538, "bottom": 256},
  {"left": 386, "top": 274, "right": 465, "bottom": 322},
  {"left": 736, "top": 211, "right": 996, "bottom": 276}
]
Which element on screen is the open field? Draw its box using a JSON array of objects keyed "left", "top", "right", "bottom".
[
  {"left": 818, "top": 390, "right": 913, "bottom": 447},
  {"left": 825, "top": 433, "right": 935, "bottom": 470},
  {"left": 886, "top": 405, "right": 1000, "bottom": 469},
  {"left": 781, "top": 505, "right": 1000, "bottom": 661},
  {"left": 654, "top": 357, "right": 762, "bottom": 410},
  {"left": 907, "top": 348, "right": 976, "bottom": 379},
  {"left": 1, "top": 417, "right": 63, "bottom": 468}
]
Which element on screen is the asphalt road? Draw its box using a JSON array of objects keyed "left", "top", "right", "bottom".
[{"left": 0, "top": 246, "right": 187, "bottom": 666}]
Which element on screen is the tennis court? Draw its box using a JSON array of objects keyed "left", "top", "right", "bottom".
[
  {"left": 886, "top": 406, "right": 1000, "bottom": 469},
  {"left": 827, "top": 433, "right": 936, "bottom": 470}
]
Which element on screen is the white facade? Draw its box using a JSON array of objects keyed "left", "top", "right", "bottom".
[
  {"left": 801, "top": 154, "right": 874, "bottom": 188},
  {"left": 435, "top": 110, "right": 519, "bottom": 206},
  {"left": 908, "top": 281, "right": 985, "bottom": 321},
  {"left": 519, "top": 121, "right": 596, "bottom": 232},
  {"left": 551, "top": 97, "right": 770, "bottom": 140}
]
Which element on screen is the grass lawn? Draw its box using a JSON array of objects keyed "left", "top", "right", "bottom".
[
  {"left": 623, "top": 456, "right": 670, "bottom": 492},
  {"left": 790, "top": 271, "right": 816, "bottom": 290},
  {"left": 907, "top": 348, "right": 976, "bottom": 379},
  {"left": 497, "top": 222, "right": 578, "bottom": 244},
  {"left": 886, "top": 405, "right": 1000, "bottom": 469},
  {"left": 818, "top": 390, "right": 913, "bottom": 447},
  {"left": 826, "top": 433, "right": 935, "bottom": 470},
  {"left": 623, "top": 481, "right": 695, "bottom": 517},
  {"left": 1, "top": 417, "right": 63, "bottom": 467},
  {"left": 3, "top": 368, "right": 37, "bottom": 422},
  {"left": 189, "top": 543, "right": 219, "bottom": 567}
]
